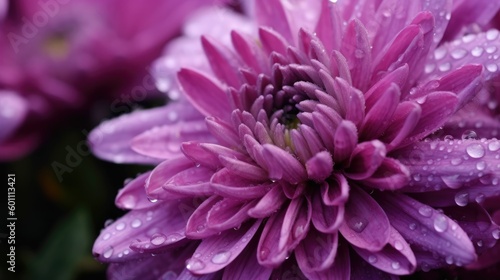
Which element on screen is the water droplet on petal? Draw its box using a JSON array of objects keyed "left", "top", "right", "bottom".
[
  {"left": 433, "top": 214, "right": 448, "bottom": 232},
  {"left": 103, "top": 247, "right": 114, "bottom": 259},
  {"left": 115, "top": 222, "right": 126, "bottom": 231},
  {"left": 487, "top": 29, "right": 499, "bottom": 40},
  {"left": 148, "top": 197, "right": 158, "bottom": 203},
  {"left": 186, "top": 258, "right": 205, "bottom": 271},
  {"left": 492, "top": 229, "right": 500, "bottom": 240},
  {"left": 150, "top": 233, "right": 166, "bottom": 246},
  {"left": 462, "top": 130, "right": 477, "bottom": 140},
  {"left": 418, "top": 206, "right": 433, "bottom": 217},
  {"left": 476, "top": 161, "right": 486, "bottom": 171},
  {"left": 446, "top": 256, "right": 454, "bottom": 265},
  {"left": 368, "top": 255, "right": 377, "bottom": 264},
  {"left": 442, "top": 175, "right": 462, "bottom": 189},
  {"left": 211, "top": 251, "right": 232, "bottom": 264},
  {"left": 394, "top": 240, "right": 404, "bottom": 251},
  {"left": 454, "top": 192, "right": 469, "bottom": 207},
  {"left": 450, "top": 48, "right": 467, "bottom": 59},
  {"left": 488, "top": 141, "right": 500, "bottom": 152},
  {"left": 260, "top": 247, "right": 270, "bottom": 260},
  {"left": 487, "top": 64, "right": 498, "bottom": 72},
  {"left": 347, "top": 216, "right": 369, "bottom": 233},
  {"left": 450, "top": 158, "right": 462, "bottom": 166},
  {"left": 477, "top": 240, "right": 483, "bottom": 247},
  {"left": 131, "top": 219, "right": 142, "bottom": 228},
  {"left": 466, "top": 144, "right": 485, "bottom": 159},
  {"left": 121, "top": 195, "right": 137, "bottom": 208},
  {"left": 475, "top": 193, "right": 485, "bottom": 204},
  {"left": 102, "top": 233, "right": 111, "bottom": 240},
  {"left": 391, "top": 261, "right": 401, "bottom": 270},
  {"left": 409, "top": 223, "right": 417, "bottom": 230}
]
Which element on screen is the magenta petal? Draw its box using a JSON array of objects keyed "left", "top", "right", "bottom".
[
  {"left": 248, "top": 184, "right": 287, "bottom": 218},
  {"left": 185, "top": 196, "right": 221, "bottom": 239},
  {"left": 162, "top": 165, "right": 213, "bottom": 197},
  {"left": 262, "top": 144, "right": 307, "bottom": 184},
  {"left": 205, "top": 117, "right": 242, "bottom": 150},
  {"left": 301, "top": 240, "right": 351, "bottom": 280},
  {"left": 340, "top": 19, "right": 372, "bottom": 91},
  {"left": 219, "top": 155, "right": 268, "bottom": 181},
  {"left": 344, "top": 140, "right": 387, "bottom": 180},
  {"left": 278, "top": 196, "right": 311, "bottom": 252},
  {"left": 222, "top": 238, "right": 273, "bottom": 280},
  {"left": 381, "top": 101, "right": 421, "bottom": 150},
  {"left": 131, "top": 120, "right": 213, "bottom": 160},
  {"left": 350, "top": 250, "right": 398, "bottom": 280},
  {"left": 305, "top": 151, "right": 334, "bottom": 182},
  {"left": 258, "top": 27, "right": 290, "bottom": 56},
  {"left": 361, "top": 83, "right": 401, "bottom": 140},
  {"left": 321, "top": 174, "right": 350, "bottom": 206},
  {"left": 186, "top": 219, "right": 262, "bottom": 274},
  {"left": 312, "top": 188, "right": 344, "bottom": 233},
  {"left": 257, "top": 207, "right": 290, "bottom": 267},
  {"left": 146, "top": 157, "right": 195, "bottom": 200},
  {"left": 115, "top": 171, "right": 156, "bottom": 210},
  {"left": 295, "top": 228, "right": 338, "bottom": 272},
  {"left": 178, "top": 68, "right": 231, "bottom": 120},
  {"left": 376, "top": 192, "right": 477, "bottom": 266},
  {"left": 201, "top": 36, "right": 241, "bottom": 88},
  {"left": 206, "top": 198, "right": 255, "bottom": 231},
  {"left": 315, "top": 0, "right": 342, "bottom": 52},
  {"left": 254, "top": 0, "right": 293, "bottom": 43},
  {"left": 181, "top": 142, "right": 220, "bottom": 170},
  {"left": 353, "top": 226, "right": 417, "bottom": 275},
  {"left": 89, "top": 104, "right": 199, "bottom": 164},
  {"left": 211, "top": 168, "right": 272, "bottom": 200},
  {"left": 93, "top": 203, "right": 189, "bottom": 262},
  {"left": 405, "top": 91, "right": 458, "bottom": 143},
  {"left": 333, "top": 120, "right": 358, "bottom": 163},
  {"left": 361, "top": 158, "right": 410, "bottom": 191},
  {"left": 231, "top": 31, "right": 267, "bottom": 74},
  {"left": 339, "top": 187, "right": 390, "bottom": 251}
]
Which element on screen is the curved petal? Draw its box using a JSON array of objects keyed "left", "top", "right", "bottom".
[
  {"left": 115, "top": 171, "right": 156, "bottom": 210},
  {"left": 185, "top": 219, "right": 262, "bottom": 274},
  {"left": 344, "top": 140, "right": 387, "bottom": 180},
  {"left": 339, "top": 187, "right": 390, "bottom": 251},
  {"left": 211, "top": 168, "right": 272, "bottom": 200},
  {"left": 376, "top": 192, "right": 477, "bottom": 266},
  {"left": 222, "top": 237, "right": 273, "bottom": 280},
  {"left": 295, "top": 228, "right": 338, "bottom": 272}
]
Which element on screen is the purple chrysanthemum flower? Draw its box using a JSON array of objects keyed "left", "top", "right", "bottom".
[
  {"left": 92, "top": 0, "right": 500, "bottom": 278},
  {"left": 0, "top": 0, "right": 223, "bottom": 160}
]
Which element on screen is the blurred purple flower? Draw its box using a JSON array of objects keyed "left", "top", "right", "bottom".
[
  {"left": 0, "top": 0, "right": 223, "bottom": 160},
  {"left": 91, "top": 0, "right": 500, "bottom": 279}
]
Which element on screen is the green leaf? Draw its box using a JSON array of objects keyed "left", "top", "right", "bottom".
[{"left": 27, "top": 209, "right": 93, "bottom": 280}]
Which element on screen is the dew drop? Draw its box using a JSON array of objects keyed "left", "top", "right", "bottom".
[
  {"left": 445, "top": 256, "right": 454, "bottom": 265},
  {"left": 131, "top": 219, "right": 142, "bottom": 228},
  {"left": 196, "top": 225, "right": 206, "bottom": 232},
  {"left": 450, "top": 48, "right": 467, "bottom": 59},
  {"left": 442, "top": 175, "right": 462, "bottom": 189},
  {"left": 186, "top": 258, "right": 205, "bottom": 271},
  {"left": 461, "top": 130, "right": 477, "bottom": 140},
  {"left": 487, "top": 64, "right": 498, "bottom": 72},
  {"left": 347, "top": 216, "right": 369, "bottom": 233},
  {"left": 394, "top": 240, "right": 404, "bottom": 251},
  {"left": 104, "top": 219, "right": 114, "bottom": 227},
  {"left": 454, "top": 192, "right": 469, "bottom": 207},
  {"left": 391, "top": 261, "right": 401, "bottom": 270},
  {"left": 121, "top": 195, "right": 137, "bottom": 209},
  {"left": 433, "top": 214, "right": 448, "bottom": 232},
  {"left": 115, "top": 222, "right": 126, "bottom": 231},
  {"left": 492, "top": 229, "right": 500, "bottom": 239},
  {"left": 466, "top": 144, "right": 485, "bottom": 158},
  {"left": 148, "top": 197, "right": 158, "bottom": 203},
  {"left": 412, "top": 173, "right": 421, "bottom": 182},
  {"left": 486, "top": 46, "right": 498, "bottom": 54},
  {"left": 487, "top": 29, "right": 499, "bottom": 40},
  {"left": 475, "top": 193, "right": 486, "bottom": 204},
  {"left": 476, "top": 161, "right": 486, "bottom": 171},
  {"left": 409, "top": 223, "right": 417, "bottom": 231},
  {"left": 477, "top": 240, "right": 483, "bottom": 247},
  {"left": 418, "top": 206, "right": 433, "bottom": 217},
  {"left": 368, "top": 255, "right": 377, "bottom": 264},
  {"left": 211, "top": 251, "right": 232, "bottom": 264},
  {"left": 103, "top": 247, "right": 114, "bottom": 259},
  {"left": 471, "top": 46, "right": 483, "bottom": 57},
  {"left": 488, "top": 141, "right": 500, "bottom": 151},
  {"left": 260, "top": 247, "right": 270, "bottom": 260},
  {"left": 102, "top": 233, "right": 111, "bottom": 240},
  {"left": 124, "top": 249, "right": 130, "bottom": 255},
  {"left": 438, "top": 62, "right": 451, "bottom": 72},
  {"left": 450, "top": 158, "right": 462, "bottom": 166},
  {"left": 434, "top": 48, "right": 446, "bottom": 60},
  {"left": 150, "top": 233, "right": 166, "bottom": 246},
  {"left": 424, "top": 64, "right": 435, "bottom": 74}
]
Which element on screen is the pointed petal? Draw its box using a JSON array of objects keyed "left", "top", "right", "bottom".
[
  {"left": 206, "top": 198, "right": 255, "bottom": 232},
  {"left": 201, "top": 36, "right": 241, "bottom": 88},
  {"left": 178, "top": 68, "right": 231, "bottom": 120},
  {"left": 333, "top": 120, "right": 358, "bottom": 163},
  {"left": 312, "top": 189, "right": 344, "bottom": 234},
  {"left": 344, "top": 140, "right": 387, "bottom": 180},
  {"left": 353, "top": 226, "right": 417, "bottom": 275},
  {"left": 301, "top": 240, "right": 351, "bottom": 280},
  {"left": 248, "top": 184, "right": 288, "bottom": 218},
  {"left": 278, "top": 196, "right": 311, "bottom": 252},
  {"left": 295, "top": 228, "right": 338, "bottom": 272},
  {"left": 361, "top": 158, "right": 410, "bottom": 191},
  {"left": 257, "top": 207, "right": 289, "bottom": 267},
  {"left": 262, "top": 144, "right": 307, "bottom": 184},
  {"left": 131, "top": 120, "right": 213, "bottom": 160},
  {"left": 339, "top": 187, "right": 390, "bottom": 251},
  {"left": 186, "top": 219, "right": 262, "bottom": 274},
  {"left": 222, "top": 238, "right": 273, "bottom": 280},
  {"left": 376, "top": 192, "right": 477, "bottom": 266},
  {"left": 115, "top": 172, "right": 155, "bottom": 210},
  {"left": 341, "top": 19, "right": 372, "bottom": 91},
  {"left": 93, "top": 203, "right": 189, "bottom": 262},
  {"left": 146, "top": 157, "right": 195, "bottom": 200},
  {"left": 185, "top": 196, "right": 221, "bottom": 239},
  {"left": 255, "top": 0, "right": 293, "bottom": 43},
  {"left": 211, "top": 168, "right": 273, "bottom": 200}
]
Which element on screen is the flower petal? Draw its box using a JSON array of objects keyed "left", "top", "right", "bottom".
[
  {"left": 262, "top": 144, "right": 307, "bottom": 184},
  {"left": 312, "top": 188, "right": 344, "bottom": 234},
  {"left": 178, "top": 68, "right": 231, "bottom": 120},
  {"left": 344, "top": 140, "right": 387, "bottom": 180},
  {"left": 339, "top": 186, "right": 390, "bottom": 251},
  {"left": 222, "top": 238, "right": 273, "bottom": 280},
  {"left": 248, "top": 184, "right": 288, "bottom": 218},
  {"left": 206, "top": 198, "right": 256, "bottom": 232},
  {"left": 306, "top": 151, "right": 334, "bottom": 182},
  {"left": 146, "top": 157, "right": 195, "bottom": 200},
  {"left": 185, "top": 219, "right": 262, "bottom": 274},
  {"left": 211, "top": 168, "right": 272, "bottom": 199},
  {"left": 115, "top": 171, "right": 156, "bottom": 210},
  {"left": 295, "top": 228, "right": 338, "bottom": 272},
  {"left": 376, "top": 192, "right": 477, "bottom": 266}
]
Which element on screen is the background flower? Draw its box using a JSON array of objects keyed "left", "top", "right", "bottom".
[
  {"left": 0, "top": 0, "right": 221, "bottom": 160},
  {"left": 92, "top": 0, "right": 500, "bottom": 279}
]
